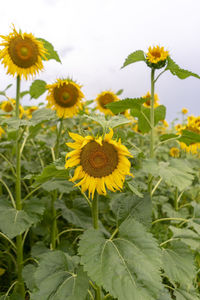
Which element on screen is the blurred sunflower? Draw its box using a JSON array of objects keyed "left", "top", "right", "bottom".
[
  {"left": 65, "top": 128, "right": 133, "bottom": 199},
  {"left": 0, "top": 126, "right": 5, "bottom": 138},
  {"left": 169, "top": 147, "right": 180, "bottom": 158},
  {"left": 181, "top": 108, "right": 188, "bottom": 115},
  {"left": 1, "top": 99, "right": 24, "bottom": 118},
  {"left": 46, "top": 79, "right": 84, "bottom": 118},
  {"left": 0, "top": 25, "right": 47, "bottom": 79},
  {"left": 95, "top": 91, "right": 119, "bottom": 115},
  {"left": 143, "top": 91, "right": 160, "bottom": 108},
  {"left": 25, "top": 106, "right": 38, "bottom": 119}
]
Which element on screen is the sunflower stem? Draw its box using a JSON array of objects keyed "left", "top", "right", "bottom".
[
  {"left": 174, "top": 187, "right": 179, "bottom": 211},
  {"left": 148, "top": 68, "right": 155, "bottom": 199},
  {"left": 51, "top": 118, "right": 63, "bottom": 250},
  {"left": 92, "top": 194, "right": 102, "bottom": 299},
  {"left": 15, "top": 75, "right": 25, "bottom": 297},
  {"left": 92, "top": 194, "right": 99, "bottom": 230}
]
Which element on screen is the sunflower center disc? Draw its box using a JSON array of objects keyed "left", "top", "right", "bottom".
[
  {"left": 152, "top": 51, "right": 161, "bottom": 58},
  {"left": 8, "top": 36, "right": 39, "bottom": 68},
  {"left": 54, "top": 83, "right": 79, "bottom": 108},
  {"left": 80, "top": 141, "right": 118, "bottom": 178},
  {"left": 99, "top": 94, "right": 114, "bottom": 108},
  {"left": 89, "top": 151, "right": 107, "bottom": 169}
]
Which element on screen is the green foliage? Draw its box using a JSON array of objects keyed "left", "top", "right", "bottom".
[
  {"left": 166, "top": 57, "right": 200, "bottom": 79},
  {"left": 85, "top": 114, "right": 130, "bottom": 129},
  {"left": 106, "top": 97, "right": 146, "bottom": 114},
  {"left": 122, "top": 50, "right": 145, "bottom": 68},
  {"left": 29, "top": 80, "right": 47, "bottom": 99},
  {"left": 79, "top": 218, "right": 162, "bottom": 300},
  {"left": 179, "top": 129, "right": 200, "bottom": 145},
  {"left": 37, "top": 38, "right": 61, "bottom": 63},
  {"left": 31, "top": 251, "right": 89, "bottom": 300}
]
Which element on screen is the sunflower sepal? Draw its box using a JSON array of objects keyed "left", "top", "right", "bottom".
[
  {"left": 165, "top": 56, "right": 200, "bottom": 80},
  {"left": 37, "top": 38, "right": 61, "bottom": 63},
  {"left": 146, "top": 58, "right": 167, "bottom": 69}
]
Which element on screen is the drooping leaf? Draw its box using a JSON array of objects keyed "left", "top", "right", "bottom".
[
  {"left": 179, "top": 129, "right": 200, "bottom": 146},
  {"left": 122, "top": 50, "right": 145, "bottom": 68},
  {"left": 79, "top": 218, "right": 162, "bottom": 300},
  {"left": 37, "top": 38, "right": 61, "bottom": 63},
  {"left": 162, "top": 241, "right": 195, "bottom": 286},
  {"left": 31, "top": 251, "right": 89, "bottom": 300},
  {"left": 29, "top": 80, "right": 47, "bottom": 99},
  {"left": 159, "top": 133, "right": 179, "bottom": 142},
  {"left": 169, "top": 226, "right": 200, "bottom": 251},
  {"left": 166, "top": 57, "right": 200, "bottom": 79},
  {"left": 106, "top": 97, "right": 145, "bottom": 114}
]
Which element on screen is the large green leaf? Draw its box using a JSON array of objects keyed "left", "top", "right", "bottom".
[
  {"left": 166, "top": 57, "right": 200, "bottom": 79},
  {"left": 37, "top": 38, "right": 61, "bottom": 63},
  {"left": 121, "top": 50, "right": 145, "bottom": 68},
  {"left": 85, "top": 114, "right": 130, "bottom": 129},
  {"left": 106, "top": 97, "right": 145, "bottom": 114},
  {"left": 29, "top": 80, "right": 47, "bottom": 99},
  {"left": 157, "top": 289, "right": 172, "bottom": 300},
  {"left": 79, "top": 218, "right": 162, "bottom": 300},
  {"left": 29, "top": 108, "right": 56, "bottom": 126},
  {"left": 169, "top": 226, "right": 200, "bottom": 251},
  {"left": 174, "top": 287, "right": 200, "bottom": 300},
  {"left": 0, "top": 198, "right": 33, "bottom": 239},
  {"left": 31, "top": 251, "right": 89, "bottom": 300},
  {"left": 33, "top": 165, "right": 68, "bottom": 185},
  {"left": 162, "top": 241, "right": 195, "bottom": 286},
  {"left": 41, "top": 179, "right": 74, "bottom": 194},
  {"left": 110, "top": 192, "right": 152, "bottom": 227},
  {"left": 142, "top": 159, "right": 194, "bottom": 191},
  {"left": 179, "top": 130, "right": 200, "bottom": 146}
]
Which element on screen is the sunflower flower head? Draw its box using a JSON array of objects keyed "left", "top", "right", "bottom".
[
  {"left": 169, "top": 147, "right": 180, "bottom": 158},
  {"left": 46, "top": 78, "right": 84, "bottom": 118},
  {"left": 181, "top": 108, "right": 188, "bottom": 115},
  {"left": 65, "top": 128, "right": 133, "bottom": 199},
  {"left": 95, "top": 91, "right": 119, "bottom": 115},
  {"left": 25, "top": 106, "right": 38, "bottom": 119},
  {"left": 0, "top": 25, "right": 47, "bottom": 79},
  {"left": 1, "top": 99, "right": 24, "bottom": 118},
  {"left": 142, "top": 91, "right": 160, "bottom": 108},
  {"left": 146, "top": 45, "right": 169, "bottom": 69},
  {"left": 0, "top": 126, "right": 5, "bottom": 138}
]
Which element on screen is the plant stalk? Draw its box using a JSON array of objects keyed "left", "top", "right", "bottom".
[
  {"left": 51, "top": 118, "right": 63, "bottom": 249},
  {"left": 15, "top": 76, "right": 25, "bottom": 297}
]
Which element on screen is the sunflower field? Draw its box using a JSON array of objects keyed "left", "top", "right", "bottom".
[{"left": 0, "top": 26, "right": 200, "bottom": 300}]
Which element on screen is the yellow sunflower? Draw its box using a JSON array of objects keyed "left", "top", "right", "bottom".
[
  {"left": 181, "top": 108, "right": 188, "bottom": 115},
  {"left": 0, "top": 126, "right": 5, "bottom": 138},
  {"left": 142, "top": 91, "right": 160, "bottom": 108},
  {"left": 146, "top": 46, "right": 169, "bottom": 64},
  {"left": 95, "top": 91, "right": 119, "bottom": 115},
  {"left": 1, "top": 99, "right": 24, "bottom": 118},
  {"left": 169, "top": 147, "right": 180, "bottom": 158},
  {"left": 46, "top": 79, "right": 84, "bottom": 118},
  {"left": 0, "top": 25, "right": 47, "bottom": 79},
  {"left": 25, "top": 106, "right": 38, "bottom": 119},
  {"left": 65, "top": 128, "right": 133, "bottom": 199}
]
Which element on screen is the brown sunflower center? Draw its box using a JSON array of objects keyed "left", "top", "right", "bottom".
[
  {"left": 53, "top": 83, "right": 79, "bottom": 108},
  {"left": 145, "top": 98, "right": 151, "bottom": 106},
  {"left": 3, "top": 103, "right": 13, "bottom": 112},
  {"left": 80, "top": 141, "right": 118, "bottom": 177},
  {"left": 8, "top": 36, "right": 39, "bottom": 68},
  {"left": 99, "top": 93, "right": 114, "bottom": 108},
  {"left": 151, "top": 50, "right": 161, "bottom": 58}
]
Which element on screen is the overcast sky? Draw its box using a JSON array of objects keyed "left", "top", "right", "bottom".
[{"left": 0, "top": 0, "right": 200, "bottom": 122}]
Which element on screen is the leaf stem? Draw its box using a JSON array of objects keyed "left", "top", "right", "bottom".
[
  {"left": 0, "top": 178, "right": 16, "bottom": 208},
  {"left": 152, "top": 217, "right": 189, "bottom": 225}
]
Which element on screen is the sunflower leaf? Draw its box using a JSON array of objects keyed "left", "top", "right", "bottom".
[
  {"left": 179, "top": 130, "right": 200, "bottom": 146},
  {"left": 106, "top": 97, "right": 145, "bottom": 114},
  {"left": 166, "top": 57, "right": 200, "bottom": 79},
  {"left": 121, "top": 50, "right": 146, "bottom": 68},
  {"left": 37, "top": 38, "right": 61, "bottom": 63},
  {"left": 31, "top": 251, "right": 89, "bottom": 300},
  {"left": 174, "top": 287, "right": 200, "bottom": 300},
  {"left": 79, "top": 218, "right": 162, "bottom": 300},
  {"left": 116, "top": 89, "right": 124, "bottom": 95},
  {"left": 29, "top": 80, "right": 47, "bottom": 99},
  {"left": 162, "top": 241, "right": 195, "bottom": 286}
]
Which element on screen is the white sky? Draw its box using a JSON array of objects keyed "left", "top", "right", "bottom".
[{"left": 0, "top": 0, "right": 200, "bottom": 122}]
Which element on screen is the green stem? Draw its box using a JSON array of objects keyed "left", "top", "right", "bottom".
[
  {"left": 148, "top": 68, "right": 155, "bottom": 199},
  {"left": 174, "top": 187, "right": 179, "bottom": 211},
  {"left": 15, "top": 76, "right": 25, "bottom": 298},
  {"left": 50, "top": 118, "right": 63, "bottom": 250},
  {"left": 91, "top": 194, "right": 102, "bottom": 299},
  {"left": 92, "top": 194, "right": 99, "bottom": 230}
]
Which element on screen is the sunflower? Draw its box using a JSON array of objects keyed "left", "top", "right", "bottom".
[
  {"left": 0, "top": 25, "right": 47, "bottom": 79},
  {"left": 1, "top": 99, "right": 24, "bottom": 118},
  {"left": 181, "top": 108, "right": 188, "bottom": 115},
  {"left": 142, "top": 91, "right": 160, "bottom": 108},
  {"left": 95, "top": 91, "right": 119, "bottom": 115},
  {"left": 46, "top": 79, "right": 84, "bottom": 118},
  {"left": 65, "top": 128, "right": 133, "bottom": 199},
  {"left": 0, "top": 126, "right": 5, "bottom": 138},
  {"left": 25, "top": 106, "right": 38, "bottom": 119},
  {"left": 146, "top": 46, "right": 169, "bottom": 68},
  {"left": 169, "top": 147, "right": 180, "bottom": 158}
]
